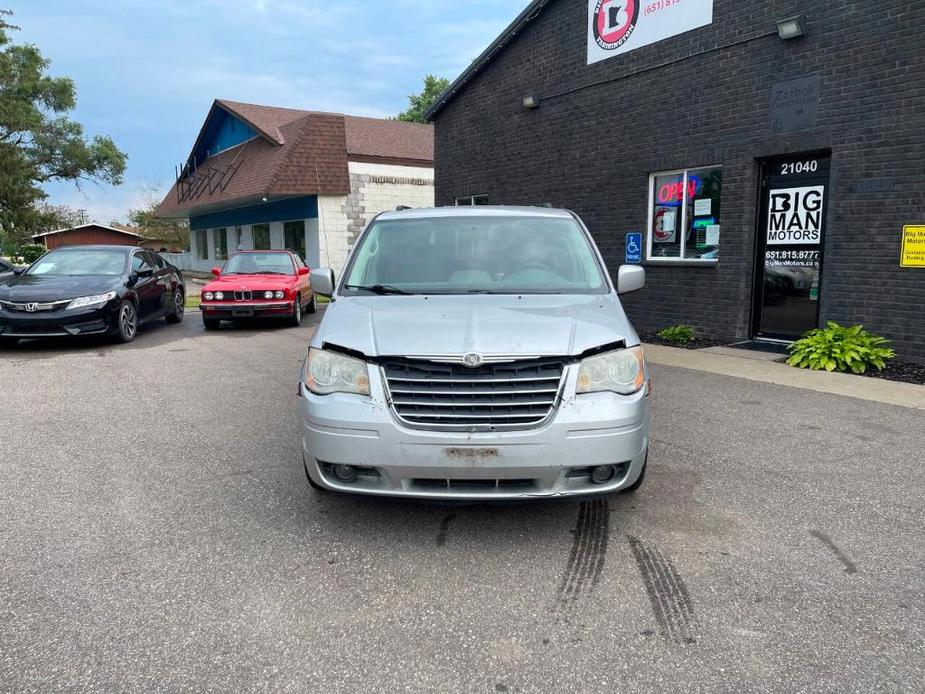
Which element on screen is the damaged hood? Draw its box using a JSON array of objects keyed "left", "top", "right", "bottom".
[{"left": 312, "top": 294, "right": 639, "bottom": 358}]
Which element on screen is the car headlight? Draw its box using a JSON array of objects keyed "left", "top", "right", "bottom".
[
  {"left": 577, "top": 346, "right": 646, "bottom": 395},
  {"left": 275, "top": 290, "right": 285, "bottom": 299},
  {"left": 214, "top": 291, "right": 224, "bottom": 300},
  {"left": 65, "top": 291, "right": 117, "bottom": 311},
  {"left": 305, "top": 347, "right": 370, "bottom": 396},
  {"left": 203, "top": 292, "right": 214, "bottom": 301},
  {"left": 264, "top": 291, "right": 273, "bottom": 299}
]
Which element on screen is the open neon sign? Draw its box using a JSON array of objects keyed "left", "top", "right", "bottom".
[{"left": 657, "top": 175, "right": 701, "bottom": 207}]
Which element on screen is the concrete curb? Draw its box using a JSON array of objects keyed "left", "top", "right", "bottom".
[{"left": 643, "top": 343, "right": 925, "bottom": 411}]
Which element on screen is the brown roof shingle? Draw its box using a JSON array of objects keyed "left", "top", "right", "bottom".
[
  {"left": 157, "top": 100, "right": 433, "bottom": 219},
  {"left": 345, "top": 116, "right": 434, "bottom": 164}
]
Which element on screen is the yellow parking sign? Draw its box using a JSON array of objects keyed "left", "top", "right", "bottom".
[{"left": 901, "top": 226, "right": 925, "bottom": 268}]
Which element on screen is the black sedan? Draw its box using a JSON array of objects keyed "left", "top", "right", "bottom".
[{"left": 0, "top": 246, "right": 185, "bottom": 345}]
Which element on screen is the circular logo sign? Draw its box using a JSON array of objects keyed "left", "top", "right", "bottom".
[
  {"left": 593, "top": 0, "right": 639, "bottom": 51},
  {"left": 653, "top": 208, "right": 674, "bottom": 242},
  {"left": 463, "top": 353, "right": 483, "bottom": 368}
]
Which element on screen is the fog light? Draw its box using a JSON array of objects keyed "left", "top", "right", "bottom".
[
  {"left": 591, "top": 465, "right": 616, "bottom": 484},
  {"left": 333, "top": 464, "right": 357, "bottom": 483}
]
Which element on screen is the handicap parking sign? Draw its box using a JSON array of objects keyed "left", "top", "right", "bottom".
[{"left": 625, "top": 232, "right": 643, "bottom": 264}]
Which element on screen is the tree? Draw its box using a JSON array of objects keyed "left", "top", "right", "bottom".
[
  {"left": 396, "top": 75, "right": 450, "bottom": 123},
  {"left": 0, "top": 10, "right": 127, "bottom": 245},
  {"left": 125, "top": 195, "right": 189, "bottom": 251}
]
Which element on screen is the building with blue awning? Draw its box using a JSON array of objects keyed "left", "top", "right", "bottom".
[{"left": 157, "top": 100, "right": 434, "bottom": 272}]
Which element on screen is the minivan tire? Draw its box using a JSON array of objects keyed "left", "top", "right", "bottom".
[
  {"left": 303, "top": 457, "right": 327, "bottom": 492},
  {"left": 305, "top": 293, "right": 317, "bottom": 314},
  {"left": 203, "top": 317, "right": 221, "bottom": 330},
  {"left": 623, "top": 452, "right": 648, "bottom": 493}
]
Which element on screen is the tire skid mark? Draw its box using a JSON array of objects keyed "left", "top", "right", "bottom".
[
  {"left": 810, "top": 529, "right": 858, "bottom": 574},
  {"left": 628, "top": 536, "right": 698, "bottom": 644},
  {"left": 555, "top": 499, "right": 610, "bottom": 620},
  {"left": 435, "top": 513, "right": 457, "bottom": 547}
]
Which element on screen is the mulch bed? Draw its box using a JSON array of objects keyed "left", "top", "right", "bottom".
[
  {"left": 639, "top": 332, "right": 727, "bottom": 351},
  {"left": 861, "top": 361, "right": 925, "bottom": 386},
  {"left": 641, "top": 332, "right": 925, "bottom": 386}
]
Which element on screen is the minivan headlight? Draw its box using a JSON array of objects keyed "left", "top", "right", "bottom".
[
  {"left": 577, "top": 346, "right": 646, "bottom": 395},
  {"left": 306, "top": 347, "right": 370, "bottom": 396},
  {"left": 66, "top": 291, "right": 117, "bottom": 311}
]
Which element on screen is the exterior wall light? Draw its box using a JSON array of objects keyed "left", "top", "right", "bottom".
[
  {"left": 523, "top": 95, "right": 539, "bottom": 110},
  {"left": 776, "top": 15, "right": 806, "bottom": 40}
]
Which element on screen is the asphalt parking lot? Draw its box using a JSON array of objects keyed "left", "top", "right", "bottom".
[{"left": 1, "top": 312, "right": 923, "bottom": 693}]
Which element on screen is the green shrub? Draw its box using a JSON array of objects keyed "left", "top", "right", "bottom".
[
  {"left": 657, "top": 324, "right": 695, "bottom": 346},
  {"left": 787, "top": 322, "right": 894, "bottom": 374},
  {"left": 18, "top": 244, "right": 46, "bottom": 264}
]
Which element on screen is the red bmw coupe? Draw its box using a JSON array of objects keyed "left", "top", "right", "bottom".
[{"left": 199, "top": 250, "right": 315, "bottom": 329}]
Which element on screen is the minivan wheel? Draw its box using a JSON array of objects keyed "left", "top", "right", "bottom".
[
  {"left": 114, "top": 300, "right": 138, "bottom": 344},
  {"left": 165, "top": 287, "right": 184, "bottom": 324},
  {"left": 305, "top": 292, "right": 317, "bottom": 314},
  {"left": 623, "top": 452, "right": 648, "bottom": 493},
  {"left": 203, "top": 316, "right": 221, "bottom": 330},
  {"left": 303, "top": 457, "right": 327, "bottom": 492}
]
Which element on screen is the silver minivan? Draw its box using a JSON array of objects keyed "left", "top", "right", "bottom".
[{"left": 298, "top": 206, "right": 650, "bottom": 500}]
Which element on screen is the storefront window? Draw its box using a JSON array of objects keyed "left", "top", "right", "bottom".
[
  {"left": 284, "top": 220, "right": 306, "bottom": 260},
  {"left": 648, "top": 166, "right": 722, "bottom": 261},
  {"left": 252, "top": 224, "right": 271, "bottom": 250},
  {"left": 214, "top": 228, "right": 228, "bottom": 260},
  {"left": 455, "top": 194, "right": 489, "bottom": 206},
  {"left": 195, "top": 229, "right": 208, "bottom": 260}
]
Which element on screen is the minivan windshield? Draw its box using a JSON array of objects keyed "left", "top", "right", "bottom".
[
  {"left": 342, "top": 216, "right": 608, "bottom": 295},
  {"left": 27, "top": 249, "right": 127, "bottom": 276}
]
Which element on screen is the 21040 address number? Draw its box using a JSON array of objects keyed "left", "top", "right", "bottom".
[{"left": 781, "top": 160, "right": 819, "bottom": 176}]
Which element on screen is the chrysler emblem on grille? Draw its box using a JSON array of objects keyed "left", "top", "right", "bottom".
[
  {"left": 25, "top": 303, "right": 39, "bottom": 313},
  {"left": 463, "top": 353, "right": 483, "bottom": 368}
]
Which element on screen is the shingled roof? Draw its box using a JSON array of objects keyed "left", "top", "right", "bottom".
[{"left": 157, "top": 100, "right": 434, "bottom": 219}]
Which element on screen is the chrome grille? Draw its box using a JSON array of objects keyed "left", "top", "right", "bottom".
[
  {"left": 0, "top": 300, "right": 69, "bottom": 313},
  {"left": 382, "top": 357, "right": 565, "bottom": 430}
]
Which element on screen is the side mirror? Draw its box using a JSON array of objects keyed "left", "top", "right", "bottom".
[
  {"left": 13, "top": 268, "right": 25, "bottom": 275},
  {"left": 310, "top": 267, "right": 335, "bottom": 297},
  {"left": 617, "top": 265, "right": 645, "bottom": 294},
  {"left": 297, "top": 267, "right": 310, "bottom": 277},
  {"left": 136, "top": 268, "right": 154, "bottom": 279},
  {"left": 211, "top": 267, "right": 222, "bottom": 277}
]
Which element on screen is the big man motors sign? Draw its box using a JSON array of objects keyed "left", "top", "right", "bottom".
[{"left": 588, "top": 0, "right": 714, "bottom": 65}]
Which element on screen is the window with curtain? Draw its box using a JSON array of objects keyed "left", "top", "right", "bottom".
[
  {"left": 284, "top": 220, "right": 306, "bottom": 260},
  {"left": 195, "top": 229, "right": 208, "bottom": 260},
  {"left": 214, "top": 228, "right": 228, "bottom": 260},
  {"left": 252, "top": 224, "right": 271, "bottom": 250}
]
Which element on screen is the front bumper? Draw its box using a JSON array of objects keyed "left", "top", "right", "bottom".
[
  {"left": 201, "top": 300, "right": 293, "bottom": 318},
  {"left": 298, "top": 365, "right": 650, "bottom": 501},
  {"left": 0, "top": 303, "right": 117, "bottom": 338}
]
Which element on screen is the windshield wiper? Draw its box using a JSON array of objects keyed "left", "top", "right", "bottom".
[{"left": 343, "top": 283, "right": 415, "bottom": 296}]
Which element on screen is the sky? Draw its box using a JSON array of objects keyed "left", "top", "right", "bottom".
[{"left": 7, "top": 0, "right": 530, "bottom": 223}]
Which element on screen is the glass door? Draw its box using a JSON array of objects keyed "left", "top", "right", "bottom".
[{"left": 753, "top": 153, "right": 831, "bottom": 340}]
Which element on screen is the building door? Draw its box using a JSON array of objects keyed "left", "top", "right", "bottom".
[{"left": 752, "top": 153, "right": 831, "bottom": 341}]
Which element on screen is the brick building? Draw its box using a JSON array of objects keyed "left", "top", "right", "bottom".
[
  {"left": 426, "top": 1, "right": 925, "bottom": 361},
  {"left": 157, "top": 100, "right": 434, "bottom": 272}
]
